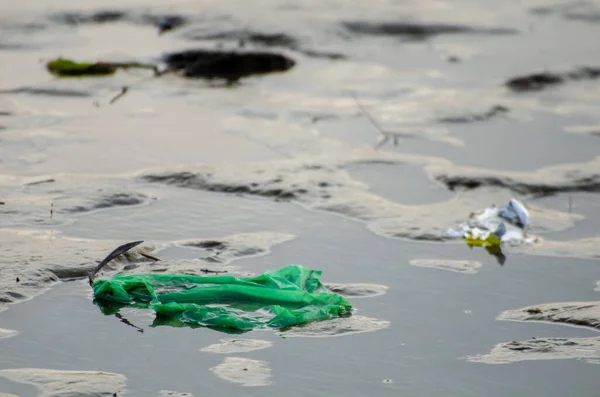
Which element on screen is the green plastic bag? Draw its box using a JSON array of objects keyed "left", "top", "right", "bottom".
[{"left": 92, "top": 265, "right": 352, "bottom": 332}]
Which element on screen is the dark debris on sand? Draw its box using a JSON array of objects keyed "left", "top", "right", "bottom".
[
  {"left": 163, "top": 49, "right": 296, "bottom": 81},
  {"left": 64, "top": 192, "right": 148, "bottom": 214},
  {"left": 437, "top": 105, "right": 509, "bottom": 124},
  {"left": 143, "top": 172, "right": 303, "bottom": 200},
  {"left": 500, "top": 301, "right": 600, "bottom": 331},
  {"left": 436, "top": 174, "right": 600, "bottom": 197},
  {"left": 506, "top": 67, "right": 600, "bottom": 92},
  {"left": 48, "top": 10, "right": 127, "bottom": 25},
  {"left": 0, "top": 87, "right": 92, "bottom": 97}
]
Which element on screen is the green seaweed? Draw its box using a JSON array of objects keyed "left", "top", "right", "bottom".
[
  {"left": 47, "top": 58, "right": 158, "bottom": 78},
  {"left": 47, "top": 59, "right": 117, "bottom": 77}
]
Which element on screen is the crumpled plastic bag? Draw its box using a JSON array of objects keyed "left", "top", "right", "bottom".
[
  {"left": 92, "top": 264, "right": 352, "bottom": 332},
  {"left": 498, "top": 199, "right": 529, "bottom": 228},
  {"left": 448, "top": 199, "right": 533, "bottom": 264}
]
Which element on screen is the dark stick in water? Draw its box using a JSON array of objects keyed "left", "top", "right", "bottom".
[
  {"left": 139, "top": 252, "right": 161, "bottom": 262},
  {"left": 109, "top": 86, "right": 129, "bottom": 105},
  {"left": 88, "top": 240, "right": 144, "bottom": 284},
  {"left": 200, "top": 268, "right": 228, "bottom": 274}
]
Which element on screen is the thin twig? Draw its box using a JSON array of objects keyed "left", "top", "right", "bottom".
[
  {"left": 99, "top": 65, "right": 168, "bottom": 107},
  {"left": 352, "top": 94, "right": 395, "bottom": 150},
  {"left": 200, "top": 268, "right": 228, "bottom": 274},
  {"left": 109, "top": 86, "right": 128, "bottom": 105},
  {"left": 139, "top": 252, "right": 161, "bottom": 262},
  {"left": 352, "top": 94, "right": 386, "bottom": 133},
  {"left": 25, "top": 178, "right": 56, "bottom": 186}
]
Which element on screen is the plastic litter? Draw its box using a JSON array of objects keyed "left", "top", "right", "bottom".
[
  {"left": 448, "top": 198, "right": 532, "bottom": 265},
  {"left": 92, "top": 264, "right": 352, "bottom": 332},
  {"left": 448, "top": 198, "right": 532, "bottom": 243},
  {"left": 463, "top": 224, "right": 507, "bottom": 265},
  {"left": 463, "top": 223, "right": 504, "bottom": 249},
  {"left": 498, "top": 199, "right": 529, "bottom": 228}
]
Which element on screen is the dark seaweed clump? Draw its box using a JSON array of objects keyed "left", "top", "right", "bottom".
[
  {"left": 186, "top": 240, "right": 228, "bottom": 250},
  {"left": 163, "top": 49, "right": 296, "bottom": 81},
  {"left": 506, "top": 67, "right": 600, "bottom": 92}
]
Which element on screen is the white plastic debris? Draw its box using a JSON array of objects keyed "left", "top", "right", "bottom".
[
  {"left": 448, "top": 198, "right": 533, "bottom": 246},
  {"left": 498, "top": 199, "right": 529, "bottom": 228}
]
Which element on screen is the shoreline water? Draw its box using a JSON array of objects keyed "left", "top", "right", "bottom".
[{"left": 2, "top": 0, "right": 600, "bottom": 395}]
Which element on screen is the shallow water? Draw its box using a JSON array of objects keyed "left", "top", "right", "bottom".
[{"left": 1, "top": 0, "right": 600, "bottom": 395}]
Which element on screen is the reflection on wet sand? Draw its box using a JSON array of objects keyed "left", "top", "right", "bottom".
[
  {"left": 498, "top": 301, "right": 600, "bottom": 331},
  {"left": 467, "top": 336, "right": 600, "bottom": 365},
  {"left": 410, "top": 259, "right": 482, "bottom": 274},
  {"left": 210, "top": 357, "right": 272, "bottom": 387},
  {"left": 280, "top": 315, "right": 390, "bottom": 338},
  {"left": 0, "top": 368, "right": 127, "bottom": 397},
  {"left": 200, "top": 338, "right": 273, "bottom": 354}
]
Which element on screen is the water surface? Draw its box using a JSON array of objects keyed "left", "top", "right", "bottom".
[{"left": 1, "top": 0, "right": 600, "bottom": 395}]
